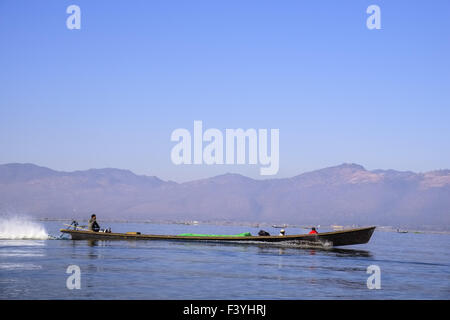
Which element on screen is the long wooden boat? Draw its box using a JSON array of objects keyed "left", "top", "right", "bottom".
[{"left": 60, "top": 226, "right": 376, "bottom": 247}]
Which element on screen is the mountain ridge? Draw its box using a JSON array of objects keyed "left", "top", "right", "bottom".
[{"left": 0, "top": 163, "right": 449, "bottom": 229}]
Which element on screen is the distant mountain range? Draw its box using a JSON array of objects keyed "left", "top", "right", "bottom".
[{"left": 0, "top": 163, "right": 449, "bottom": 229}]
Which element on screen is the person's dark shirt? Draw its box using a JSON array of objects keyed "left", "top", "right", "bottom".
[{"left": 89, "top": 218, "right": 100, "bottom": 232}]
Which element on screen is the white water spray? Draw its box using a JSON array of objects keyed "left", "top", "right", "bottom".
[{"left": 0, "top": 215, "right": 49, "bottom": 240}]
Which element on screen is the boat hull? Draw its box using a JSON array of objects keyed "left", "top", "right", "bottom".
[{"left": 60, "top": 226, "right": 375, "bottom": 247}]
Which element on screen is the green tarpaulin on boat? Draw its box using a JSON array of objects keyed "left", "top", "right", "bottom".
[{"left": 178, "top": 232, "right": 252, "bottom": 237}]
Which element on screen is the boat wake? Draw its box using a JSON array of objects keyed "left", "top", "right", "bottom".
[{"left": 0, "top": 215, "right": 50, "bottom": 240}]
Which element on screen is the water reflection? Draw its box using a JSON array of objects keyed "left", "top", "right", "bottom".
[
  {"left": 87, "top": 240, "right": 99, "bottom": 247},
  {"left": 0, "top": 240, "right": 46, "bottom": 247},
  {"left": 256, "top": 244, "right": 371, "bottom": 258},
  {"left": 159, "top": 239, "right": 374, "bottom": 260},
  {"left": 329, "top": 248, "right": 372, "bottom": 258},
  {"left": 67, "top": 237, "right": 372, "bottom": 261}
]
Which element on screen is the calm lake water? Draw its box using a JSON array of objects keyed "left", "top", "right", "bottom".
[{"left": 0, "top": 221, "right": 449, "bottom": 299}]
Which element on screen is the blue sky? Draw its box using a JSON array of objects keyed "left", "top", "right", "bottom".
[{"left": 0, "top": 0, "right": 449, "bottom": 182}]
